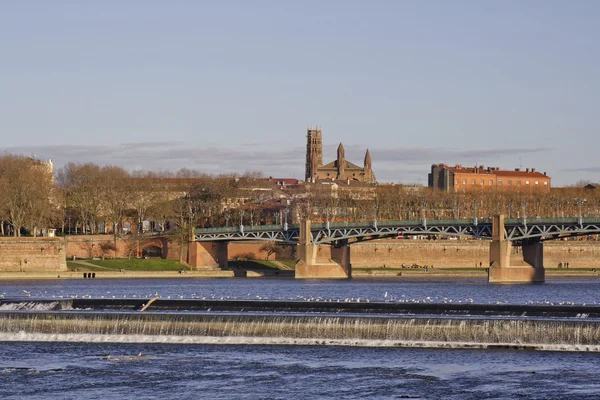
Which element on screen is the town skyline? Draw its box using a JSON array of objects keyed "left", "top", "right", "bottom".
[
  {"left": 2, "top": 1, "right": 598, "bottom": 186},
  {"left": 0, "top": 131, "right": 579, "bottom": 186}
]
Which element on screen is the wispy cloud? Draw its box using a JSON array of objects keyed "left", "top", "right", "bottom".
[
  {"left": 562, "top": 166, "right": 600, "bottom": 173},
  {"left": 1, "top": 142, "right": 553, "bottom": 183}
]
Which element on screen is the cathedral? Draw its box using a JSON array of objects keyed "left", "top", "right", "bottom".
[{"left": 304, "top": 127, "right": 376, "bottom": 183}]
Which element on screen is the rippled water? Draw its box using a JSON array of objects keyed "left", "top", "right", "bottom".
[
  {"left": 1, "top": 342, "right": 600, "bottom": 400},
  {"left": 2, "top": 277, "right": 600, "bottom": 305},
  {"left": 3, "top": 277, "right": 600, "bottom": 398}
]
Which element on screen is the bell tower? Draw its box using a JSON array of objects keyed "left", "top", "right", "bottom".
[{"left": 305, "top": 126, "right": 323, "bottom": 181}]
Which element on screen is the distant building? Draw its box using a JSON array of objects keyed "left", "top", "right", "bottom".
[
  {"left": 428, "top": 164, "right": 551, "bottom": 192},
  {"left": 305, "top": 127, "right": 375, "bottom": 183}
]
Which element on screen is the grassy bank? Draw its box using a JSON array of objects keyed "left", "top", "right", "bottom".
[{"left": 68, "top": 258, "right": 189, "bottom": 271}]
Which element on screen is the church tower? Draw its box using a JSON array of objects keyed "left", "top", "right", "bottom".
[{"left": 305, "top": 127, "right": 323, "bottom": 181}]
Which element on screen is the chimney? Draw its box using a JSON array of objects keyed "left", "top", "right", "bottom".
[
  {"left": 544, "top": 172, "right": 547, "bottom": 176},
  {"left": 515, "top": 168, "right": 520, "bottom": 171},
  {"left": 526, "top": 168, "right": 530, "bottom": 172},
  {"left": 532, "top": 168, "right": 536, "bottom": 173}
]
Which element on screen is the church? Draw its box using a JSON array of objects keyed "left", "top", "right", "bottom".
[{"left": 304, "top": 127, "right": 376, "bottom": 183}]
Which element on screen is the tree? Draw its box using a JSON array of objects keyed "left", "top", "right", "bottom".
[{"left": 0, "top": 154, "right": 55, "bottom": 236}]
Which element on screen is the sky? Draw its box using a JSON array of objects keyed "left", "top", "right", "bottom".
[{"left": 1, "top": 0, "right": 598, "bottom": 186}]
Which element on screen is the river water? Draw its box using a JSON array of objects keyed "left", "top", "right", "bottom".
[
  {"left": 2, "top": 276, "right": 600, "bottom": 305},
  {"left": 2, "top": 277, "right": 600, "bottom": 399}
]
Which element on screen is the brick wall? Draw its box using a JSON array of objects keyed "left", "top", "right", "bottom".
[
  {"left": 349, "top": 240, "right": 600, "bottom": 268},
  {"left": 0, "top": 238, "right": 67, "bottom": 272},
  {"left": 64, "top": 235, "right": 185, "bottom": 261}
]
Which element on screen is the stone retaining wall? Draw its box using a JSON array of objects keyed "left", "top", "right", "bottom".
[{"left": 0, "top": 238, "right": 67, "bottom": 272}]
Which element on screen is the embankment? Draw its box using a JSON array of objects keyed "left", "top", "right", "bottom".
[
  {"left": 0, "top": 238, "right": 66, "bottom": 272},
  {"left": 349, "top": 240, "right": 600, "bottom": 268}
]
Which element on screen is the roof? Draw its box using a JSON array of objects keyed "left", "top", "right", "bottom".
[
  {"left": 269, "top": 178, "right": 299, "bottom": 185},
  {"left": 494, "top": 170, "right": 549, "bottom": 178},
  {"left": 320, "top": 160, "right": 363, "bottom": 170}
]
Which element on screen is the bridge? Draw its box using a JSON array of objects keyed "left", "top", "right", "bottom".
[
  {"left": 194, "top": 217, "right": 600, "bottom": 244},
  {"left": 189, "top": 216, "right": 600, "bottom": 283}
]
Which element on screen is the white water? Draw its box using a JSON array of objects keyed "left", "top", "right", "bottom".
[
  {"left": 0, "top": 301, "right": 67, "bottom": 311},
  {"left": 0, "top": 332, "right": 598, "bottom": 352}
]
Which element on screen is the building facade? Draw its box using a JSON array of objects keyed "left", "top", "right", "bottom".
[
  {"left": 428, "top": 164, "right": 551, "bottom": 192},
  {"left": 304, "top": 127, "right": 376, "bottom": 183}
]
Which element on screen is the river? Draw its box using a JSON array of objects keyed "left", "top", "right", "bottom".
[{"left": 1, "top": 277, "right": 600, "bottom": 399}]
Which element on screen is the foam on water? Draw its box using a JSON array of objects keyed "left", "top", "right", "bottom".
[
  {"left": 0, "top": 332, "right": 598, "bottom": 352},
  {"left": 0, "top": 301, "right": 67, "bottom": 311},
  {"left": 2, "top": 310, "right": 600, "bottom": 352}
]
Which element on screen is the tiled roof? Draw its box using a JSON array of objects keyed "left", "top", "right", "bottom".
[{"left": 494, "top": 170, "right": 548, "bottom": 178}]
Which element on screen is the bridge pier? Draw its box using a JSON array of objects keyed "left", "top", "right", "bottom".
[
  {"left": 488, "top": 215, "right": 545, "bottom": 283},
  {"left": 295, "top": 219, "right": 351, "bottom": 279},
  {"left": 188, "top": 241, "right": 228, "bottom": 270}
]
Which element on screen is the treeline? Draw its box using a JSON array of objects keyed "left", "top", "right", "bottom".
[{"left": 302, "top": 185, "right": 600, "bottom": 223}]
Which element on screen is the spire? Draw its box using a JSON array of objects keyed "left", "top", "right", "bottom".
[
  {"left": 364, "top": 149, "right": 371, "bottom": 167},
  {"left": 337, "top": 143, "right": 345, "bottom": 161},
  {"left": 336, "top": 143, "right": 346, "bottom": 180}
]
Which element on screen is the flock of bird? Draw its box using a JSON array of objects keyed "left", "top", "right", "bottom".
[{"left": 0, "top": 289, "right": 598, "bottom": 307}]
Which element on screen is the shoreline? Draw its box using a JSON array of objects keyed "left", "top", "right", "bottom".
[{"left": 1, "top": 268, "right": 599, "bottom": 280}]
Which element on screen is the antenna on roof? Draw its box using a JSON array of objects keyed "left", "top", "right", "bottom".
[{"left": 519, "top": 158, "right": 522, "bottom": 169}]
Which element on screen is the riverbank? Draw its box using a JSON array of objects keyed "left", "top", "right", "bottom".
[
  {"left": 1, "top": 267, "right": 599, "bottom": 280},
  {"left": 0, "top": 270, "right": 235, "bottom": 280}
]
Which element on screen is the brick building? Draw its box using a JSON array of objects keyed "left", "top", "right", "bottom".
[
  {"left": 428, "top": 164, "right": 551, "bottom": 192},
  {"left": 305, "top": 127, "right": 376, "bottom": 183}
]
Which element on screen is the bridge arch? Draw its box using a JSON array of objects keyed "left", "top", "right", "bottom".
[{"left": 139, "top": 237, "right": 169, "bottom": 258}]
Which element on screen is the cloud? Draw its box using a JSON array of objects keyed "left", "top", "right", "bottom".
[
  {"left": 1, "top": 142, "right": 553, "bottom": 184},
  {"left": 562, "top": 166, "right": 600, "bottom": 173},
  {"left": 336, "top": 144, "right": 552, "bottom": 164}
]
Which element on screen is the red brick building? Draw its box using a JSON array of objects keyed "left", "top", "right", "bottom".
[{"left": 428, "top": 164, "right": 551, "bottom": 192}]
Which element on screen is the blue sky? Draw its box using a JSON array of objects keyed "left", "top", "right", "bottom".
[{"left": 1, "top": 1, "right": 598, "bottom": 185}]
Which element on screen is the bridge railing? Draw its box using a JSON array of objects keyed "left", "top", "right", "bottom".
[
  {"left": 195, "top": 217, "right": 600, "bottom": 235},
  {"left": 195, "top": 224, "right": 301, "bottom": 234}
]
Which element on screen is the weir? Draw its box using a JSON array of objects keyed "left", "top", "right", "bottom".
[
  {"left": 1, "top": 310, "right": 600, "bottom": 351},
  {"left": 2, "top": 299, "right": 600, "bottom": 351}
]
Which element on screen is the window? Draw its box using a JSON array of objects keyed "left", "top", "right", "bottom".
[
  {"left": 526, "top": 180, "right": 530, "bottom": 185},
  {"left": 462, "top": 179, "right": 467, "bottom": 185},
  {"left": 517, "top": 181, "right": 521, "bottom": 186},
  {"left": 498, "top": 180, "right": 503, "bottom": 185},
  {"left": 535, "top": 181, "right": 539, "bottom": 186},
  {"left": 508, "top": 180, "right": 512, "bottom": 185},
  {"left": 455, "top": 179, "right": 458, "bottom": 184},
  {"left": 489, "top": 180, "right": 493, "bottom": 185},
  {"left": 480, "top": 179, "right": 484, "bottom": 185},
  {"left": 544, "top": 182, "right": 548, "bottom": 186},
  {"left": 471, "top": 179, "right": 475, "bottom": 185}
]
